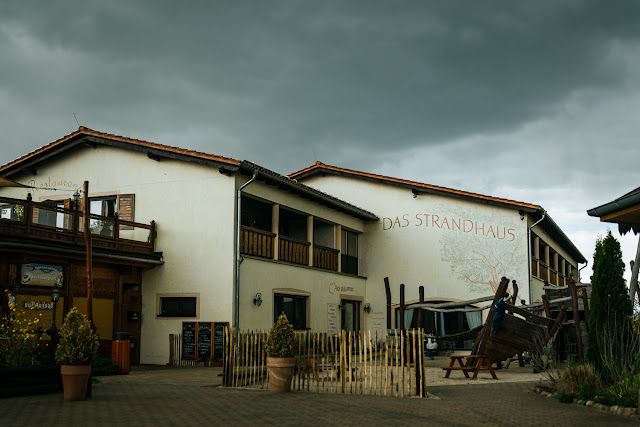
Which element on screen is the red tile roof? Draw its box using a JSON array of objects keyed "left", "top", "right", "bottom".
[
  {"left": 289, "top": 161, "right": 540, "bottom": 211},
  {"left": 0, "top": 126, "right": 238, "bottom": 174}
]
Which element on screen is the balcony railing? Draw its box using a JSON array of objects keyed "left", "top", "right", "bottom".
[
  {"left": 0, "top": 195, "right": 156, "bottom": 255},
  {"left": 549, "top": 270, "right": 558, "bottom": 286},
  {"left": 313, "top": 244, "right": 339, "bottom": 271},
  {"left": 279, "top": 236, "right": 310, "bottom": 266},
  {"left": 240, "top": 226, "right": 275, "bottom": 259}
]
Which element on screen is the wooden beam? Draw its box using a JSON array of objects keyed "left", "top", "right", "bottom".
[{"left": 600, "top": 204, "right": 640, "bottom": 224}]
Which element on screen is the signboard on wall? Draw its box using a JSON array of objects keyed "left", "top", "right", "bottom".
[
  {"left": 327, "top": 303, "right": 337, "bottom": 335},
  {"left": 21, "top": 263, "right": 63, "bottom": 287},
  {"left": 181, "top": 322, "right": 197, "bottom": 360},
  {"left": 197, "top": 322, "right": 213, "bottom": 360},
  {"left": 213, "top": 322, "right": 228, "bottom": 361}
]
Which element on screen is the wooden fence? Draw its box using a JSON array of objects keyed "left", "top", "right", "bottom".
[
  {"left": 168, "top": 333, "right": 197, "bottom": 366},
  {"left": 223, "top": 328, "right": 426, "bottom": 398}
]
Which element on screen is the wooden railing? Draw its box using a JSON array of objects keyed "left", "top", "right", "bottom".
[
  {"left": 313, "top": 244, "right": 339, "bottom": 271},
  {"left": 223, "top": 328, "right": 426, "bottom": 398},
  {"left": 549, "top": 270, "right": 558, "bottom": 286},
  {"left": 279, "top": 236, "right": 310, "bottom": 266},
  {"left": 537, "top": 262, "right": 549, "bottom": 282},
  {"left": 0, "top": 194, "right": 156, "bottom": 255},
  {"left": 531, "top": 258, "right": 539, "bottom": 278},
  {"left": 240, "top": 226, "right": 275, "bottom": 259}
]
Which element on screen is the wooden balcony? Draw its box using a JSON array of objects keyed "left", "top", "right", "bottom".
[
  {"left": 0, "top": 195, "right": 157, "bottom": 256},
  {"left": 532, "top": 258, "right": 539, "bottom": 278},
  {"left": 538, "top": 262, "right": 549, "bottom": 282},
  {"left": 313, "top": 244, "right": 339, "bottom": 271},
  {"left": 549, "top": 270, "right": 558, "bottom": 286},
  {"left": 240, "top": 226, "right": 275, "bottom": 259},
  {"left": 279, "top": 236, "right": 310, "bottom": 266}
]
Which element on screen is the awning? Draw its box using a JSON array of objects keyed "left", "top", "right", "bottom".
[{"left": 0, "top": 177, "right": 31, "bottom": 188}]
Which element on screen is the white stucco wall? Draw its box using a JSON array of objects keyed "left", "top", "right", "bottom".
[
  {"left": 2, "top": 145, "right": 237, "bottom": 365},
  {"left": 299, "top": 175, "right": 531, "bottom": 332}
]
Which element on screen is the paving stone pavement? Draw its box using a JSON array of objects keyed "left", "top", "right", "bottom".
[{"left": 1, "top": 365, "right": 637, "bottom": 426}]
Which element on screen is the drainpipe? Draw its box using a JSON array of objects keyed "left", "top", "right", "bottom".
[
  {"left": 578, "top": 261, "right": 588, "bottom": 283},
  {"left": 235, "top": 171, "right": 258, "bottom": 340},
  {"left": 528, "top": 209, "right": 546, "bottom": 304}
]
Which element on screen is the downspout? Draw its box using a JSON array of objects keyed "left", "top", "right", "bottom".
[
  {"left": 579, "top": 261, "right": 588, "bottom": 283},
  {"left": 235, "top": 171, "right": 258, "bottom": 340},
  {"left": 528, "top": 209, "right": 546, "bottom": 304}
]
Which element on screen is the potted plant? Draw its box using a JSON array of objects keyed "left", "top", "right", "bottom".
[
  {"left": 55, "top": 308, "right": 99, "bottom": 401},
  {"left": 266, "top": 313, "right": 298, "bottom": 392}
]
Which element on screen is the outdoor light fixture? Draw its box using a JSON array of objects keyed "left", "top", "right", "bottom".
[
  {"left": 363, "top": 303, "right": 371, "bottom": 313},
  {"left": 73, "top": 190, "right": 81, "bottom": 207},
  {"left": 48, "top": 285, "right": 62, "bottom": 352},
  {"left": 253, "top": 293, "right": 262, "bottom": 307},
  {"left": 519, "top": 210, "right": 525, "bottom": 220},
  {"left": 412, "top": 189, "right": 418, "bottom": 199}
]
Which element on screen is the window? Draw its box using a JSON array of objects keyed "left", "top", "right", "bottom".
[
  {"left": 159, "top": 297, "right": 197, "bottom": 317},
  {"left": 341, "top": 229, "right": 358, "bottom": 275},
  {"left": 38, "top": 201, "right": 64, "bottom": 228},
  {"left": 274, "top": 294, "right": 307, "bottom": 330}
]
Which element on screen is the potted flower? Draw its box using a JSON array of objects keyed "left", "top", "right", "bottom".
[
  {"left": 266, "top": 313, "right": 298, "bottom": 392},
  {"left": 54, "top": 308, "right": 99, "bottom": 401}
]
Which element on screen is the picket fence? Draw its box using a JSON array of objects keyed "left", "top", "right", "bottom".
[{"left": 223, "top": 328, "right": 426, "bottom": 398}]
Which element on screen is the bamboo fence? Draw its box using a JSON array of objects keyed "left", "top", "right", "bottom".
[{"left": 223, "top": 328, "right": 426, "bottom": 398}]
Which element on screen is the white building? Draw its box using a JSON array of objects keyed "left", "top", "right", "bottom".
[{"left": 0, "top": 128, "right": 585, "bottom": 364}]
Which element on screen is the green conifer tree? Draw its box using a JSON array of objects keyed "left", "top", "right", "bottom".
[{"left": 587, "top": 231, "right": 633, "bottom": 368}]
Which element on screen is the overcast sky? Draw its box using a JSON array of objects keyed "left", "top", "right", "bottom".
[{"left": 2, "top": 1, "right": 640, "bottom": 284}]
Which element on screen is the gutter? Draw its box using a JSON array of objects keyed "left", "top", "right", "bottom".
[
  {"left": 587, "top": 191, "right": 640, "bottom": 218},
  {"left": 528, "top": 209, "right": 546, "bottom": 304},
  {"left": 235, "top": 170, "right": 258, "bottom": 339},
  {"left": 0, "top": 241, "right": 164, "bottom": 265}
]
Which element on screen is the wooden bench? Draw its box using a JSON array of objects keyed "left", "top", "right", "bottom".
[{"left": 441, "top": 355, "right": 498, "bottom": 380}]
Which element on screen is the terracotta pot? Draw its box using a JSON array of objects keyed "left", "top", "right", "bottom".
[
  {"left": 266, "top": 357, "right": 296, "bottom": 392},
  {"left": 60, "top": 365, "right": 91, "bottom": 401}
]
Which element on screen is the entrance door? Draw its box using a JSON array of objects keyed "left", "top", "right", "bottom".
[
  {"left": 118, "top": 280, "right": 142, "bottom": 364},
  {"left": 340, "top": 299, "right": 361, "bottom": 332}
]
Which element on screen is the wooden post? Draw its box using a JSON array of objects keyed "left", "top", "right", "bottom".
[
  {"left": 568, "top": 278, "right": 584, "bottom": 361},
  {"left": 418, "top": 286, "right": 424, "bottom": 329},
  {"left": 399, "top": 284, "right": 405, "bottom": 331},
  {"left": 471, "top": 277, "right": 509, "bottom": 358},
  {"left": 83, "top": 181, "right": 94, "bottom": 329},
  {"left": 581, "top": 288, "right": 590, "bottom": 331},
  {"left": 542, "top": 294, "right": 551, "bottom": 318},
  {"left": 384, "top": 277, "right": 392, "bottom": 330},
  {"left": 547, "top": 305, "right": 567, "bottom": 345},
  {"left": 25, "top": 193, "right": 33, "bottom": 237}
]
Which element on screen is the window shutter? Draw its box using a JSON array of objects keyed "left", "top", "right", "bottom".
[{"left": 117, "top": 194, "right": 135, "bottom": 230}]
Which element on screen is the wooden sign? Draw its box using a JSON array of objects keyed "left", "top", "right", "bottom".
[
  {"left": 213, "top": 322, "right": 228, "bottom": 361},
  {"left": 181, "top": 322, "right": 197, "bottom": 360},
  {"left": 197, "top": 322, "right": 213, "bottom": 360}
]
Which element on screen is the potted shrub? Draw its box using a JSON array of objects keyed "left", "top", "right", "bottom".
[
  {"left": 55, "top": 308, "right": 99, "bottom": 401},
  {"left": 266, "top": 313, "right": 298, "bottom": 392}
]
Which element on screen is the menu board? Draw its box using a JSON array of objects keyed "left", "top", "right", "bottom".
[
  {"left": 197, "top": 322, "right": 212, "bottom": 360},
  {"left": 213, "top": 322, "right": 228, "bottom": 361},
  {"left": 181, "top": 322, "right": 197, "bottom": 360}
]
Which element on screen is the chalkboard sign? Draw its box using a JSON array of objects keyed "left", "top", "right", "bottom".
[
  {"left": 181, "top": 322, "right": 197, "bottom": 360},
  {"left": 197, "top": 322, "right": 212, "bottom": 360},
  {"left": 213, "top": 322, "right": 228, "bottom": 361}
]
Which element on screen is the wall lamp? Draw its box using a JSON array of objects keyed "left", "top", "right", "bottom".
[
  {"left": 412, "top": 189, "right": 418, "bottom": 199},
  {"left": 363, "top": 303, "right": 371, "bottom": 313},
  {"left": 73, "top": 190, "right": 81, "bottom": 208},
  {"left": 253, "top": 293, "right": 262, "bottom": 307},
  {"left": 519, "top": 210, "right": 525, "bottom": 220}
]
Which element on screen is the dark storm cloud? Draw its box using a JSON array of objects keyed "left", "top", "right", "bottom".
[{"left": 2, "top": 1, "right": 640, "bottom": 173}]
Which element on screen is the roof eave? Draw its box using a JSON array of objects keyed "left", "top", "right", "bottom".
[{"left": 239, "top": 163, "right": 378, "bottom": 222}]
